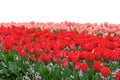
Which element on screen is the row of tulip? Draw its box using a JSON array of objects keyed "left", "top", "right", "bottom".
[
  {"left": 0, "top": 23, "right": 120, "bottom": 80},
  {"left": 0, "top": 21, "right": 120, "bottom": 37}
]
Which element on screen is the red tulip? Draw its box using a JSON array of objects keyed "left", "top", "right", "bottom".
[
  {"left": 82, "top": 43, "right": 94, "bottom": 51},
  {"left": 111, "top": 52, "right": 119, "bottom": 61},
  {"left": 100, "top": 67, "right": 110, "bottom": 77},
  {"left": 37, "top": 56, "right": 43, "bottom": 63},
  {"left": 94, "top": 52, "right": 101, "bottom": 60},
  {"left": 93, "top": 61, "right": 103, "bottom": 72},
  {"left": 62, "top": 59, "right": 68, "bottom": 68},
  {"left": 81, "top": 63, "right": 89, "bottom": 72},
  {"left": 41, "top": 54, "right": 50, "bottom": 64},
  {"left": 29, "top": 55, "right": 35, "bottom": 62},
  {"left": 74, "top": 62, "right": 81, "bottom": 71},
  {"left": 19, "top": 50, "right": 26, "bottom": 58},
  {"left": 86, "top": 52, "right": 94, "bottom": 62},
  {"left": 102, "top": 51, "right": 111, "bottom": 61},
  {"left": 68, "top": 41, "right": 75, "bottom": 50},
  {"left": 34, "top": 47, "right": 40, "bottom": 56},
  {"left": 28, "top": 48, "right": 34, "bottom": 54},
  {"left": 2, "top": 45, "right": 9, "bottom": 53},
  {"left": 71, "top": 55, "right": 79, "bottom": 63},
  {"left": 79, "top": 52, "right": 86, "bottom": 60},
  {"left": 115, "top": 71, "right": 120, "bottom": 80},
  {"left": 52, "top": 55, "right": 60, "bottom": 63},
  {"left": 16, "top": 44, "right": 23, "bottom": 52}
]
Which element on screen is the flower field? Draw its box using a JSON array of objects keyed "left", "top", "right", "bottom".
[{"left": 0, "top": 21, "right": 120, "bottom": 80}]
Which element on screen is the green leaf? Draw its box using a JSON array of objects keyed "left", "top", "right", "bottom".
[
  {"left": 37, "top": 63, "right": 48, "bottom": 75},
  {"left": 73, "top": 70, "right": 79, "bottom": 80},
  {"left": 19, "top": 59, "right": 28, "bottom": 73},
  {"left": 76, "top": 46, "right": 82, "bottom": 51},
  {"left": 53, "top": 30, "right": 58, "bottom": 35},
  {"left": 53, "top": 65, "right": 61, "bottom": 79},
  {"left": 6, "top": 51, "right": 16, "bottom": 62},
  {"left": 62, "top": 68, "right": 72, "bottom": 80},
  {"left": 87, "top": 68, "right": 96, "bottom": 80},
  {"left": 0, "top": 52, "right": 7, "bottom": 65},
  {"left": 8, "top": 62, "right": 18, "bottom": 76}
]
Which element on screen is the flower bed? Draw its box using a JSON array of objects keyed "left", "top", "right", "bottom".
[
  {"left": 0, "top": 22, "right": 120, "bottom": 80},
  {"left": 1, "top": 21, "right": 120, "bottom": 36}
]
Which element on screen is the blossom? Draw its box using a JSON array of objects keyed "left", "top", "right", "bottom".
[
  {"left": 79, "top": 52, "right": 86, "bottom": 60},
  {"left": 115, "top": 71, "right": 120, "bottom": 80},
  {"left": 86, "top": 52, "right": 94, "bottom": 62},
  {"left": 29, "top": 55, "right": 35, "bottom": 62},
  {"left": 93, "top": 61, "right": 103, "bottom": 72},
  {"left": 2, "top": 45, "right": 9, "bottom": 53},
  {"left": 102, "top": 50, "right": 112, "bottom": 61},
  {"left": 70, "top": 55, "right": 79, "bottom": 63},
  {"left": 100, "top": 67, "right": 110, "bottom": 77},
  {"left": 19, "top": 50, "right": 26, "bottom": 58},
  {"left": 37, "top": 56, "right": 42, "bottom": 63},
  {"left": 111, "top": 51, "right": 119, "bottom": 61},
  {"left": 94, "top": 52, "right": 101, "bottom": 60},
  {"left": 62, "top": 59, "right": 68, "bottom": 68},
  {"left": 41, "top": 54, "right": 50, "bottom": 64},
  {"left": 81, "top": 63, "right": 89, "bottom": 72},
  {"left": 74, "top": 62, "right": 81, "bottom": 71},
  {"left": 52, "top": 55, "right": 60, "bottom": 63}
]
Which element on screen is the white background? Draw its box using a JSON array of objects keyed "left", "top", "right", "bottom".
[{"left": 0, "top": 0, "right": 120, "bottom": 23}]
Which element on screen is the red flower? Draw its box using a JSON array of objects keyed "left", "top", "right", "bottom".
[
  {"left": 29, "top": 55, "right": 35, "bottom": 62},
  {"left": 86, "top": 52, "right": 94, "bottom": 62},
  {"left": 79, "top": 52, "right": 86, "bottom": 60},
  {"left": 93, "top": 61, "right": 103, "bottom": 72},
  {"left": 20, "top": 37, "right": 27, "bottom": 44},
  {"left": 68, "top": 41, "right": 75, "bottom": 50},
  {"left": 26, "top": 28, "right": 34, "bottom": 33},
  {"left": 28, "top": 48, "right": 34, "bottom": 54},
  {"left": 41, "top": 54, "right": 50, "bottom": 64},
  {"left": 81, "top": 63, "right": 89, "bottom": 72},
  {"left": 16, "top": 44, "right": 23, "bottom": 52},
  {"left": 110, "top": 42, "right": 119, "bottom": 50},
  {"left": 19, "top": 50, "right": 26, "bottom": 58},
  {"left": 111, "top": 52, "right": 119, "bottom": 61},
  {"left": 44, "top": 45, "right": 51, "bottom": 53},
  {"left": 115, "top": 71, "right": 120, "bottom": 80},
  {"left": 24, "top": 42, "right": 34, "bottom": 51},
  {"left": 74, "top": 62, "right": 81, "bottom": 71},
  {"left": 99, "top": 39, "right": 111, "bottom": 49},
  {"left": 2, "top": 37, "right": 15, "bottom": 50},
  {"left": 71, "top": 55, "right": 79, "bottom": 63},
  {"left": 37, "top": 56, "right": 42, "bottom": 63},
  {"left": 52, "top": 55, "right": 60, "bottom": 63},
  {"left": 102, "top": 51, "right": 111, "bottom": 61},
  {"left": 59, "top": 50, "right": 67, "bottom": 58},
  {"left": 34, "top": 47, "right": 40, "bottom": 56},
  {"left": 2, "top": 45, "right": 9, "bottom": 53},
  {"left": 48, "top": 52, "right": 54, "bottom": 59},
  {"left": 94, "top": 52, "right": 101, "bottom": 60},
  {"left": 100, "top": 67, "right": 110, "bottom": 77},
  {"left": 62, "top": 59, "right": 68, "bottom": 68},
  {"left": 82, "top": 43, "right": 94, "bottom": 51},
  {"left": 74, "top": 50, "right": 80, "bottom": 56},
  {"left": 44, "top": 56, "right": 50, "bottom": 64}
]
